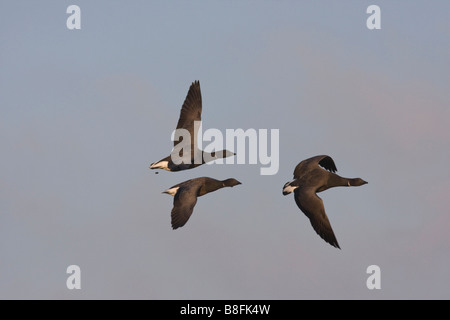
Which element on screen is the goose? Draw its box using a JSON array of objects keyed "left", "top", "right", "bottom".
[
  {"left": 163, "top": 177, "right": 242, "bottom": 229},
  {"left": 282, "top": 155, "right": 367, "bottom": 249},
  {"left": 150, "top": 81, "right": 235, "bottom": 172}
]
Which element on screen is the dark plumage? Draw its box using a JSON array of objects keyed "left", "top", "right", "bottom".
[
  {"left": 149, "top": 81, "right": 235, "bottom": 172},
  {"left": 163, "top": 177, "right": 242, "bottom": 229},
  {"left": 283, "top": 155, "right": 367, "bottom": 249}
]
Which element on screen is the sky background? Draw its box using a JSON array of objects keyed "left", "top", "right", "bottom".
[{"left": 1, "top": 1, "right": 449, "bottom": 299}]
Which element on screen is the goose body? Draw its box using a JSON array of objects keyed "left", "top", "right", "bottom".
[
  {"left": 163, "top": 177, "right": 241, "bottom": 229},
  {"left": 150, "top": 81, "right": 235, "bottom": 172},
  {"left": 283, "top": 155, "right": 367, "bottom": 249}
]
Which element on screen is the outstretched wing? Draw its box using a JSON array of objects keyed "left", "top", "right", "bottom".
[
  {"left": 171, "top": 183, "right": 200, "bottom": 229},
  {"left": 174, "top": 81, "right": 202, "bottom": 149},
  {"left": 318, "top": 155, "right": 337, "bottom": 173},
  {"left": 294, "top": 187, "right": 340, "bottom": 249},
  {"left": 294, "top": 155, "right": 337, "bottom": 178}
]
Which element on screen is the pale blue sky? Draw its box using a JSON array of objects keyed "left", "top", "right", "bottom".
[{"left": 1, "top": 1, "right": 450, "bottom": 299}]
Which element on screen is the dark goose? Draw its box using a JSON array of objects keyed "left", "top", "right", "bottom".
[
  {"left": 150, "top": 81, "right": 235, "bottom": 172},
  {"left": 163, "top": 177, "right": 241, "bottom": 229},
  {"left": 283, "top": 155, "right": 367, "bottom": 249}
]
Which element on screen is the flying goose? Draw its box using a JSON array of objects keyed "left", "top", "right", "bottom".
[
  {"left": 163, "top": 177, "right": 242, "bottom": 229},
  {"left": 283, "top": 155, "right": 367, "bottom": 249},
  {"left": 150, "top": 81, "right": 235, "bottom": 172}
]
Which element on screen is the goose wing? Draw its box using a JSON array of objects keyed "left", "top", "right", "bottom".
[
  {"left": 317, "top": 155, "right": 337, "bottom": 173},
  {"left": 294, "top": 155, "right": 337, "bottom": 178},
  {"left": 294, "top": 187, "right": 340, "bottom": 249},
  {"left": 173, "top": 81, "right": 202, "bottom": 150},
  {"left": 171, "top": 182, "right": 201, "bottom": 229}
]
